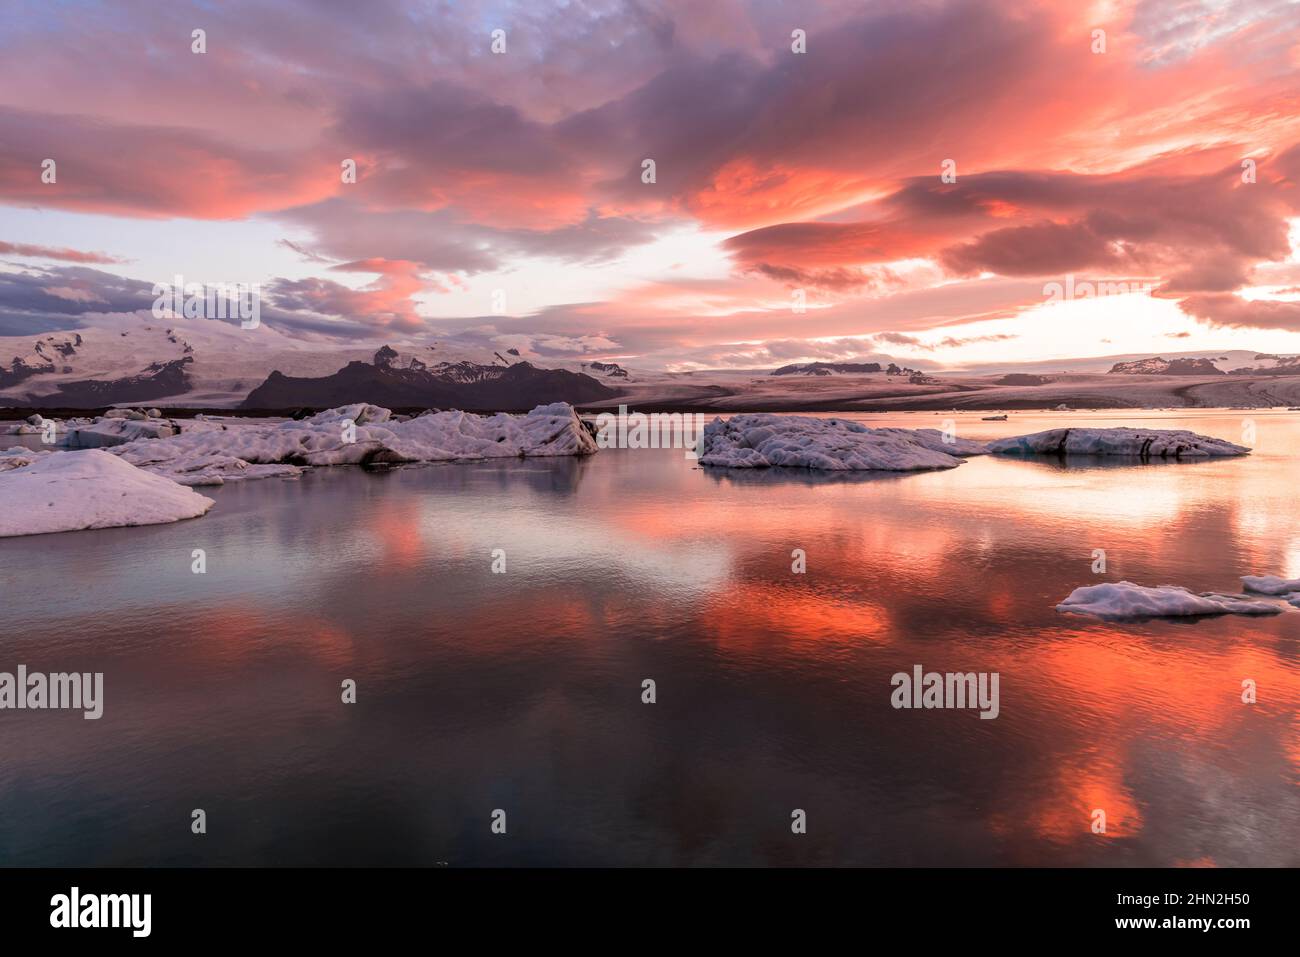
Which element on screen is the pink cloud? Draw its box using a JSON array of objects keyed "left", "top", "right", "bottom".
[{"left": 0, "top": 240, "right": 124, "bottom": 264}]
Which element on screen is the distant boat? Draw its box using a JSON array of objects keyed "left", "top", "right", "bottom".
[{"left": 982, "top": 414, "right": 1007, "bottom": 421}]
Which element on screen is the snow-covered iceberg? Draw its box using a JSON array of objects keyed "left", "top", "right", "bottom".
[
  {"left": 110, "top": 402, "right": 598, "bottom": 485},
  {"left": 989, "top": 427, "right": 1248, "bottom": 458},
  {"left": 1056, "top": 581, "right": 1283, "bottom": 619},
  {"left": 1241, "top": 574, "right": 1300, "bottom": 595},
  {"left": 0, "top": 449, "right": 214, "bottom": 537},
  {"left": 698, "top": 414, "right": 986, "bottom": 470}
]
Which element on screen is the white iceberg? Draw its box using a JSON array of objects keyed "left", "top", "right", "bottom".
[
  {"left": 65, "top": 416, "right": 179, "bottom": 447},
  {"left": 1241, "top": 575, "right": 1300, "bottom": 595},
  {"left": 698, "top": 414, "right": 986, "bottom": 470},
  {"left": 110, "top": 402, "right": 598, "bottom": 485},
  {"left": 1057, "top": 581, "right": 1284, "bottom": 619},
  {"left": 989, "top": 427, "right": 1248, "bottom": 458},
  {"left": 0, "top": 449, "right": 214, "bottom": 537}
]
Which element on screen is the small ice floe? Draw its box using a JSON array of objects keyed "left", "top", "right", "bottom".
[
  {"left": 0, "top": 447, "right": 51, "bottom": 471},
  {"left": 698, "top": 414, "right": 987, "bottom": 471},
  {"left": 989, "top": 427, "right": 1248, "bottom": 458},
  {"left": 1, "top": 413, "right": 74, "bottom": 436},
  {"left": 0, "top": 449, "right": 214, "bottom": 537},
  {"left": 1056, "top": 581, "right": 1284, "bottom": 620},
  {"left": 110, "top": 402, "right": 598, "bottom": 485},
  {"left": 1241, "top": 575, "right": 1300, "bottom": 595}
]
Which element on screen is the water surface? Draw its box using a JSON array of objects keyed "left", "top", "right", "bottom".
[{"left": 2, "top": 409, "right": 1298, "bottom": 865}]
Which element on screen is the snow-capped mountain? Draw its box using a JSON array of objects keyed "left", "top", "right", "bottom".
[
  {"left": 1108, "top": 352, "right": 1300, "bottom": 376},
  {"left": 1227, "top": 353, "right": 1300, "bottom": 375},
  {"left": 770, "top": 362, "right": 886, "bottom": 376},
  {"left": 1108, "top": 356, "right": 1225, "bottom": 375},
  {"left": 0, "top": 314, "right": 554, "bottom": 408}
]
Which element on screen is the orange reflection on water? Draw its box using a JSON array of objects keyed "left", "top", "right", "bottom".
[
  {"left": 701, "top": 581, "right": 895, "bottom": 651},
  {"left": 183, "top": 605, "right": 357, "bottom": 668},
  {"left": 369, "top": 507, "right": 429, "bottom": 568}
]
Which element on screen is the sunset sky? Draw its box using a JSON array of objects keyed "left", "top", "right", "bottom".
[{"left": 3, "top": 0, "right": 1300, "bottom": 370}]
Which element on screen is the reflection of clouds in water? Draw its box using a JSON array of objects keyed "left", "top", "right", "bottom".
[
  {"left": 700, "top": 581, "right": 895, "bottom": 650},
  {"left": 419, "top": 500, "right": 733, "bottom": 596},
  {"left": 988, "top": 629, "right": 1300, "bottom": 861},
  {"left": 1134, "top": 750, "right": 1300, "bottom": 867},
  {"left": 7, "top": 410, "right": 1300, "bottom": 865},
  {"left": 1283, "top": 540, "right": 1300, "bottom": 580},
  {"left": 399, "top": 455, "right": 594, "bottom": 498},
  {"left": 959, "top": 456, "right": 1208, "bottom": 526}
]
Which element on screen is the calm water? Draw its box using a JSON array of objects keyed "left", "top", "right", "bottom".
[{"left": 2, "top": 409, "right": 1299, "bottom": 866}]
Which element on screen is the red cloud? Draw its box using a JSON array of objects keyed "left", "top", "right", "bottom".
[{"left": 0, "top": 241, "right": 124, "bottom": 264}]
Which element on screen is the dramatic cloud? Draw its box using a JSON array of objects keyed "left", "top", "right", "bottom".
[
  {"left": 1180, "top": 293, "right": 1300, "bottom": 332},
  {"left": 1, "top": 0, "right": 1299, "bottom": 362},
  {"left": 268, "top": 259, "right": 432, "bottom": 333}
]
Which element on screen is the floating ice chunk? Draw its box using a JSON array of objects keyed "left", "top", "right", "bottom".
[
  {"left": 382, "top": 404, "right": 599, "bottom": 461},
  {"left": 297, "top": 403, "right": 392, "bottom": 427},
  {"left": 66, "top": 417, "right": 178, "bottom": 448},
  {"left": 988, "top": 427, "right": 1248, "bottom": 458},
  {"left": 0, "top": 447, "right": 51, "bottom": 471},
  {"left": 0, "top": 449, "right": 214, "bottom": 537},
  {"left": 109, "top": 402, "right": 597, "bottom": 485},
  {"left": 1241, "top": 575, "right": 1300, "bottom": 595},
  {"left": 1056, "top": 581, "right": 1283, "bottom": 619},
  {"left": 2, "top": 414, "right": 71, "bottom": 436},
  {"left": 698, "top": 414, "right": 986, "bottom": 470}
]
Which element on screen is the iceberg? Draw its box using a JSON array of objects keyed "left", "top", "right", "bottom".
[
  {"left": 0, "top": 449, "right": 214, "bottom": 537},
  {"left": 1056, "top": 581, "right": 1284, "bottom": 619},
  {"left": 698, "top": 414, "right": 986, "bottom": 470},
  {"left": 110, "top": 402, "right": 598, "bottom": 485},
  {"left": 65, "top": 416, "right": 179, "bottom": 448},
  {"left": 1241, "top": 574, "right": 1300, "bottom": 595},
  {"left": 1, "top": 413, "right": 71, "bottom": 436},
  {"left": 989, "top": 427, "right": 1248, "bottom": 458}
]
